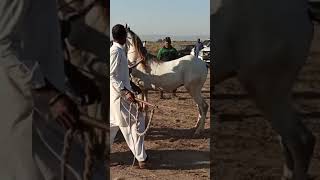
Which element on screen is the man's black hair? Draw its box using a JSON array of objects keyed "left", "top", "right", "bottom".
[
  {"left": 164, "top": 37, "right": 171, "bottom": 43},
  {"left": 112, "top": 24, "right": 127, "bottom": 41}
]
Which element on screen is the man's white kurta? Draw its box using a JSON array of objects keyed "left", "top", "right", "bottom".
[{"left": 110, "top": 42, "right": 133, "bottom": 127}]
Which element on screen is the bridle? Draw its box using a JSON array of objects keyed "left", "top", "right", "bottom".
[{"left": 125, "top": 30, "right": 148, "bottom": 71}]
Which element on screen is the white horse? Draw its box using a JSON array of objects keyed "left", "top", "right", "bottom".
[
  {"left": 213, "top": 0, "right": 316, "bottom": 179},
  {"left": 125, "top": 28, "right": 209, "bottom": 135}
]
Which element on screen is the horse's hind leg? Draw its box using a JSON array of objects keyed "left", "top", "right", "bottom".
[
  {"left": 241, "top": 76, "right": 315, "bottom": 180},
  {"left": 187, "top": 86, "right": 208, "bottom": 134}
]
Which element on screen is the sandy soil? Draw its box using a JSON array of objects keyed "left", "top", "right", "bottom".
[
  {"left": 211, "top": 26, "right": 320, "bottom": 180},
  {"left": 110, "top": 43, "right": 210, "bottom": 180}
]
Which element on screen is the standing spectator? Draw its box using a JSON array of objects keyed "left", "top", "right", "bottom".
[
  {"left": 194, "top": 38, "right": 204, "bottom": 58},
  {"left": 157, "top": 37, "right": 179, "bottom": 61},
  {"left": 157, "top": 37, "right": 179, "bottom": 98}
]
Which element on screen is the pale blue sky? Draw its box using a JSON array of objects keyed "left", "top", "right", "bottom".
[{"left": 111, "top": 0, "right": 210, "bottom": 40}]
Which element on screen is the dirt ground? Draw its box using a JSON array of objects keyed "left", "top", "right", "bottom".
[
  {"left": 211, "top": 26, "right": 320, "bottom": 179},
  {"left": 110, "top": 42, "right": 210, "bottom": 180}
]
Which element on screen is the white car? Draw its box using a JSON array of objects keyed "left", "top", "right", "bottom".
[{"left": 191, "top": 39, "right": 210, "bottom": 63}]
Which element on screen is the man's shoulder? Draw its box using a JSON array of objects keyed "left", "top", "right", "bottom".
[
  {"left": 171, "top": 47, "right": 178, "bottom": 51},
  {"left": 158, "top": 47, "right": 165, "bottom": 52},
  {"left": 110, "top": 45, "right": 123, "bottom": 54}
]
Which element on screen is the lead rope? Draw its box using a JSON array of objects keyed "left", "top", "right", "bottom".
[
  {"left": 124, "top": 101, "right": 155, "bottom": 137},
  {"left": 83, "top": 131, "right": 94, "bottom": 180},
  {"left": 61, "top": 129, "right": 94, "bottom": 180},
  {"left": 61, "top": 129, "right": 75, "bottom": 180},
  {"left": 61, "top": 130, "right": 95, "bottom": 180},
  {"left": 128, "top": 102, "right": 137, "bottom": 167},
  {"left": 124, "top": 100, "right": 156, "bottom": 167}
]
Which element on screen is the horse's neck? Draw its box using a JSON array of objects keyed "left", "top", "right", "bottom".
[{"left": 145, "top": 58, "right": 168, "bottom": 75}]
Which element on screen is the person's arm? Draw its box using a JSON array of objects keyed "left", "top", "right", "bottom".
[
  {"left": 110, "top": 48, "right": 136, "bottom": 102},
  {"left": 157, "top": 48, "right": 163, "bottom": 60}
]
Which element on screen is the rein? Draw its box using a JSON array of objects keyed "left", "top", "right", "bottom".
[{"left": 128, "top": 58, "right": 144, "bottom": 69}]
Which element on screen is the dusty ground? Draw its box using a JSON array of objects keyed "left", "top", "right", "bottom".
[
  {"left": 110, "top": 42, "right": 210, "bottom": 180},
  {"left": 211, "top": 26, "right": 320, "bottom": 179}
]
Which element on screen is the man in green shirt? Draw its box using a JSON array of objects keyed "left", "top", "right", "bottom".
[
  {"left": 157, "top": 37, "right": 179, "bottom": 98},
  {"left": 157, "top": 37, "right": 179, "bottom": 61}
]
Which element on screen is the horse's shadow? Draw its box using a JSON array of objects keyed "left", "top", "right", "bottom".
[
  {"left": 113, "top": 127, "right": 210, "bottom": 143},
  {"left": 146, "top": 127, "right": 210, "bottom": 141},
  {"left": 110, "top": 149, "right": 209, "bottom": 170},
  {"left": 212, "top": 91, "right": 320, "bottom": 100},
  {"left": 177, "top": 96, "right": 211, "bottom": 100}
]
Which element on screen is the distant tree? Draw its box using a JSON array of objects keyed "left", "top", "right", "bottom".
[{"left": 157, "top": 38, "right": 162, "bottom": 43}]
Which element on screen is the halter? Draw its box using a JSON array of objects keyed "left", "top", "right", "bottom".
[
  {"left": 128, "top": 58, "right": 144, "bottom": 69},
  {"left": 125, "top": 28, "right": 149, "bottom": 70}
]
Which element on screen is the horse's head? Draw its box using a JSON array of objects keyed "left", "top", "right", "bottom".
[{"left": 125, "top": 28, "right": 148, "bottom": 71}]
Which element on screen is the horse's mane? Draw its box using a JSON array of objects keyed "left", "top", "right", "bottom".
[
  {"left": 147, "top": 53, "right": 164, "bottom": 64},
  {"left": 127, "top": 29, "right": 147, "bottom": 68}
]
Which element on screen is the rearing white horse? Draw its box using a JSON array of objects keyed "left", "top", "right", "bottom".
[{"left": 125, "top": 28, "right": 209, "bottom": 135}]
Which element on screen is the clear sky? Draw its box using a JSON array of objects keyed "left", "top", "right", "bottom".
[{"left": 110, "top": 0, "right": 210, "bottom": 39}]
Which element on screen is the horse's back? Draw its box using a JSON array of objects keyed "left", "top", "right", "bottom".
[{"left": 162, "top": 55, "right": 207, "bottom": 72}]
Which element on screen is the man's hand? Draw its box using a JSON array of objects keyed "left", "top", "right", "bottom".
[
  {"left": 49, "top": 93, "right": 80, "bottom": 129},
  {"left": 121, "top": 89, "right": 136, "bottom": 103}
]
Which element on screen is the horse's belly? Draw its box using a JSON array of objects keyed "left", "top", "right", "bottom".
[{"left": 151, "top": 72, "right": 183, "bottom": 91}]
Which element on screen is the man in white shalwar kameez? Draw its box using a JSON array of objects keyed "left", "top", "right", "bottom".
[{"left": 110, "top": 24, "right": 149, "bottom": 169}]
